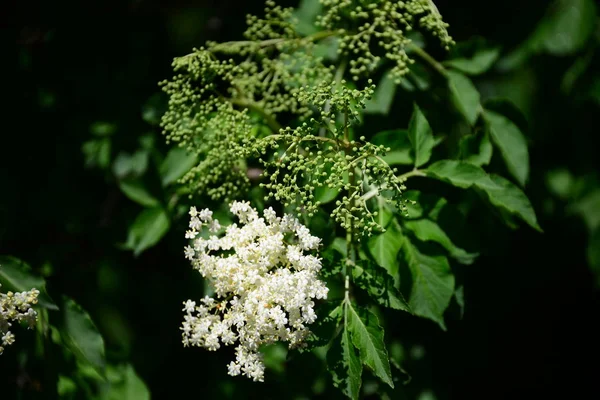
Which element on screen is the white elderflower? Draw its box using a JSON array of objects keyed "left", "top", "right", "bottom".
[
  {"left": 180, "top": 202, "right": 328, "bottom": 382},
  {"left": 0, "top": 284, "right": 39, "bottom": 355}
]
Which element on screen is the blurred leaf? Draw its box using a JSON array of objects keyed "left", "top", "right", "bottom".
[
  {"left": 125, "top": 207, "right": 170, "bottom": 256},
  {"left": 118, "top": 179, "right": 160, "bottom": 207},
  {"left": 545, "top": 169, "right": 574, "bottom": 200},
  {"left": 403, "top": 219, "right": 478, "bottom": 265},
  {"left": 90, "top": 122, "right": 117, "bottom": 137},
  {"left": 371, "top": 129, "right": 413, "bottom": 165},
  {"left": 315, "top": 186, "right": 340, "bottom": 204},
  {"left": 60, "top": 297, "right": 106, "bottom": 377},
  {"left": 57, "top": 375, "right": 77, "bottom": 397},
  {"left": 454, "top": 286, "right": 465, "bottom": 319},
  {"left": 328, "top": 313, "right": 362, "bottom": 400},
  {"left": 459, "top": 131, "right": 493, "bottom": 166},
  {"left": 408, "top": 103, "right": 435, "bottom": 168},
  {"left": 0, "top": 256, "right": 58, "bottom": 310},
  {"left": 500, "top": 0, "right": 597, "bottom": 70},
  {"left": 82, "top": 138, "right": 111, "bottom": 169},
  {"left": 368, "top": 220, "right": 403, "bottom": 284},
  {"left": 102, "top": 364, "right": 150, "bottom": 400},
  {"left": 113, "top": 151, "right": 149, "bottom": 180},
  {"left": 426, "top": 160, "right": 541, "bottom": 231},
  {"left": 352, "top": 260, "right": 410, "bottom": 312},
  {"left": 294, "top": 0, "right": 323, "bottom": 36},
  {"left": 159, "top": 147, "right": 197, "bottom": 187},
  {"left": 568, "top": 189, "right": 600, "bottom": 232},
  {"left": 262, "top": 343, "right": 288, "bottom": 375},
  {"left": 401, "top": 238, "right": 454, "bottom": 330},
  {"left": 484, "top": 109, "right": 529, "bottom": 186},
  {"left": 447, "top": 70, "right": 481, "bottom": 125},
  {"left": 444, "top": 47, "right": 501, "bottom": 75},
  {"left": 365, "top": 72, "right": 396, "bottom": 114},
  {"left": 347, "top": 303, "right": 394, "bottom": 387}
]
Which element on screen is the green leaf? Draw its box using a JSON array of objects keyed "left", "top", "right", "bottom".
[
  {"left": 293, "top": 0, "right": 323, "bottom": 36},
  {"left": 352, "top": 261, "right": 410, "bottom": 312},
  {"left": 327, "top": 315, "right": 362, "bottom": 400},
  {"left": 484, "top": 110, "right": 529, "bottom": 186},
  {"left": 118, "top": 179, "right": 160, "bottom": 207},
  {"left": 365, "top": 72, "right": 396, "bottom": 114},
  {"left": 314, "top": 186, "right": 340, "bottom": 204},
  {"left": 545, "top": 169, "right": 574, "bottom": 200},
  {"left": 124, "top": 207, "right": 170, "bottom": 256},
  {"left": 403, "top": 219, "right": 478, "bottom": 265},
  {"left": 90, "top": 122, "right": 117, "bottom": 137},
  {"left": 82, "top": 138, "right": 111, "bottom": 169},
  {"left": 159, "top": 147, "right": 198, "bottom": 187},
  {"left": 459, "top": 131, "right": 493, "bottom": 166},
  {"left": 367, "top": 220, "right": 403, "bottom": 283},
  {"left": 60, "top": 297, "right": 106, "bottom": 376},
  {"left": 426, "top": 160, "right": 541, "bottom": 231},
  {"left": 454, "top": 286, "right": 465, "bottom": 319},
  {"left": 0, "top": 256, "right": 58, "bottom": 310},
  {"left": 444, "top": 47, "right": 501, "bottom": 75},
  {"left": 401, "top": 238, "right": 454, "bottom": 330},
  {"left": 113, "top": 151, "right": 149, "bottom": 180},
  {"left": 302, "top": 303, "right": 342, "bottom": 351},
  {"left": 347, "top": 303, "right": 394, "bottom": 387},
  {"left": 103, "top": 364, "right": 150, "bottom": 400},
  {"left": 408, "top": 104, "right": 435, "bottom": 168},
  {"left": 371, "top": 129, "right": 413, "bottom": 166},
  {"left": 447, "top": 70, "right": 481, "bottom": 125},
  {"left": 568, "top": 189, "right": 600, "bottom": 232}
]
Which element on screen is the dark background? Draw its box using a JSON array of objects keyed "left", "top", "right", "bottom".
[{"left": 3, "top": 0, "right": 600, "bottom": 398}]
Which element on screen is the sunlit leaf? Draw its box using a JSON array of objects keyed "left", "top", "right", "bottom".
[
  {"left": 444, "top": 47, "right": 501, "bottom": 75},
  {"left": 118, "top": 179, "right": 160, "bottom": 207},
  {"left": 159, "top": 147, "right": 198, "bottom": 187},
  {"left": 347, "top": 303, "right": 394, "bottom": 387},
  {"left": 365, "top": 72, "right": 396, "bottom": 115}
]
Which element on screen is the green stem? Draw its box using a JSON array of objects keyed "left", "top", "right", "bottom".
[
  {"left": 409, "top": 43, "right": 448, "bottom": 77},
  {"left": 211, "top": 30, "right": 338, "bottom": 52}
]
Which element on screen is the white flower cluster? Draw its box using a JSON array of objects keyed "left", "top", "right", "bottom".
[
  {"left": 181, "top": 201, "right": 328, "bottom": 382},
  {"left": 0, "top": 284, "right": 39, "bottom": 355}
]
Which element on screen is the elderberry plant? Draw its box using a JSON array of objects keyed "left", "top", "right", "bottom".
[{"left": 161, "top": 0, "right": 541, "bottom": 397}]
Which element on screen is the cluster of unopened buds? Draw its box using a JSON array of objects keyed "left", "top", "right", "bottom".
[
  {"left": 181, "top": 201, "right": 328, "bottom": 382},
  {"left": 0, "top": 284, "right": 39, "bottom": 355}
]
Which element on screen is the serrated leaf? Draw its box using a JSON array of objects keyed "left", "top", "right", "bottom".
[
  {"left": 403, "top": 219, "right": 478, "bottom": 265},
  {"left": 365, "top": 72, "right": 396, "bottom": 115},
  {"left": 408, "top": 104, "right": 435, "bottom": 168},
  {"left": 60, "top": 297, "right": 105, "bottom": 376},
  {"left": 459, "top": 131, "right": 492, "bottom": 166},
  {"left": 159, "top": 147, "right": 198, "bottom": 187},
  {"left": 444, "top": 47, "right": 501, "bottom": 75},
  {"left": 118, "top": 179, "right": 160, "bottom": 207},
  {"left": 447, "top": 71, "right": 481, "bottom": 125},
  {"left": 484, "top": 110, "right": 529, "bottom": 186},
  {"left": 327, "top": 319, "right": 362, "bottom": 400},
  {"left": 401, "top": 238, "right": 454, "bottom": 330},
  {"left": 0, "top": 256, "right": 58, "bottom": 310},
  {"left": 371, "top": 129, "right": 413, "bottom": 166},
  {"left": 352, "top": 261, "right": 410, "bottom": 312},
  {"left": 125, "top": 207, "right": 170, "bottom": 256},
  {"left": 367, "top": 220, "right": 403, "bottom": 284},
  {"left": 426, "top": 160, "right": 541, "bottom": 231},
  {"left": 347, "top": 303, "right": 394, "bottom": 387}
]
